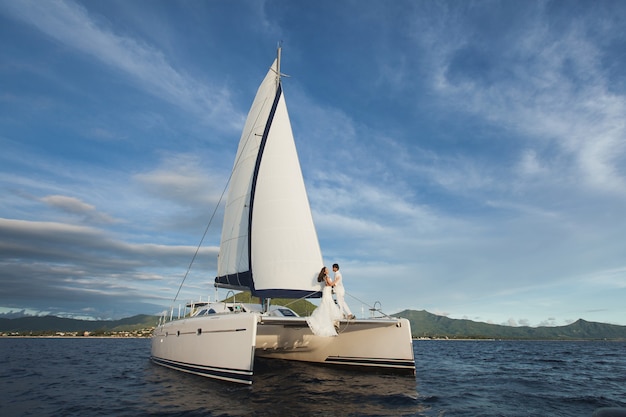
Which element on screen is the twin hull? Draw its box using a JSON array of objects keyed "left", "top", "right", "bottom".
[{"left": 151, "top": 313, "right": 415, "bottom": 384}]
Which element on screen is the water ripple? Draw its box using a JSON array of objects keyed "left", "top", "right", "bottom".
[{"left": 1, "top": 338, "right": 625, "bottom": 416}]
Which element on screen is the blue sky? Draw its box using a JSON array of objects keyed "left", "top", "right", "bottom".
[{"left": 1, "top": 0, "right": 625, "bottom": 326}]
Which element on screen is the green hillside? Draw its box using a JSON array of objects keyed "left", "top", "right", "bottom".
[
  {"left": 2, "top": 309, "right": 625, "bottom": 340},
  {"left": 394, "top": 309, "right": 626, "bottom": 340},
  {"left": 222, "top": 292, "right": 317, "bottom": 317},
  {"left": 0, "top": 314, "right": 159, "bottom": 333}
]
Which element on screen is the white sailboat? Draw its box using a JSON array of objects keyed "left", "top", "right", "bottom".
[{"left": 151, "top": 48, "right": 415, "bottom": 384}]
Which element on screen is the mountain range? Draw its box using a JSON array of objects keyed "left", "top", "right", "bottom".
[
  {"left": 394, "top": 310, "right": 626, "bottom": 340},
  {"left": 0, "top": 314, "right": 158, "bottom": 334},
  {"left": 1, "top": 309, "right": 625, "bottom": 340}
]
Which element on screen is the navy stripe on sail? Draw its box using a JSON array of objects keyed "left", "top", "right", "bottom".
[
  {"left": 214, "top": 276, "right": 321, "bottom": 299},
  {"left": 215, "top": 85, "right": 283, "bottom": 295},
  {"left": 247, "top": 83, "right": 283, "bottom": 288},
  {"left": 255, "top": 289, "right": 322, "bottom": 299},
  {"left": 215, "top": 271, "right": 253, "bottom": 290}
]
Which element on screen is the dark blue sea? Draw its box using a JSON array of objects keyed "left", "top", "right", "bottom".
[{"left": 1, "top": 338, "right": 624, "bottom": 416}]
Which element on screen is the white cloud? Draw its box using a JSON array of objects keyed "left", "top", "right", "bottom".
[
  {"left": 41, "top": 195, "right": 118, "bottom": 224},
  {"left": 0, "top": 217, "right": 217, "bottom": 318},
  {"left": 517, "top": 149, "right": 547, "bottom": 177},
  {"left": 133, "top": 153, "right": 225, "bottom": 207},
  {"left": 2, "top": 0, "right": 243, "bottom": 131},
  {"left": 418, "top": 4, "right": 626, "bottom": 195}
]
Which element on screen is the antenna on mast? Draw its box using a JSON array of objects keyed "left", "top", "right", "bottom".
[
  {"left": 272, "top": 42, "right": 289, "bottom": 87},
  {"left": 276, "top": 41, "right": 282, "bottom": 88}
]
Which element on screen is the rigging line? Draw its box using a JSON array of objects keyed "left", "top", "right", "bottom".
[
  {"left": 345, "top": 291, "right": 392, "bottom": 318},
  {"left": 171, "top": 181, "right": 227, "bottom": 306},
  {"left": 171, "top": 95, "right": 270, "bottom": 306},
  {"left": 277, "top": 291, "right": 320, "bottom": 309},
  {"left": 172, "top": 62, "right": 283, "bottom": 306}
]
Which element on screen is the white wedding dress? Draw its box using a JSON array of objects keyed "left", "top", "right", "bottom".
[{"left": 306, "top": 285, "right": 343, "bottom": 337}]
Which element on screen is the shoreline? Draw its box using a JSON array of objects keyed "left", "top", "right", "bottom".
[{"left": 0, "top": 335, "right": 151, "bottom": 339}]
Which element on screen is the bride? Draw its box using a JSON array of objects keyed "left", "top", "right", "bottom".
[{"left": 306, "top": 266, "right": 343, "bottom": 336}]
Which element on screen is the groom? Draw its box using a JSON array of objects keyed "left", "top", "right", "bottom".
[{"left": 332, "top": 263, "right": 355, "bottom": 319}]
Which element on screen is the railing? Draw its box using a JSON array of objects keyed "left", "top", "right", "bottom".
[
  {"left": 158, "top": 295, "right": 212, "bottom": 325},
  {"left": 368, "top": 301, "right": 392, "bottom": 319}
]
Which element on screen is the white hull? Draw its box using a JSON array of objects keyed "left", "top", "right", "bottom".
[
  {"left": 151, "top": 313, "right": 259, "bottom": 384},
  {"left": 151, "top": 313, "right": 415, "bottom": 384},
  {"left": 256, "top": 316, "right": 415, "bottom": 372}
]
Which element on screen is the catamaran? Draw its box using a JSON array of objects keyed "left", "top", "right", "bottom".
[{"left": 151, "top": 48, "right": 415, "bottom": 384}]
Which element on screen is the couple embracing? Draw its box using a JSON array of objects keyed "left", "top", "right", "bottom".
[{"left": 306, "top": 263, "right": 355, "bottom": 337}]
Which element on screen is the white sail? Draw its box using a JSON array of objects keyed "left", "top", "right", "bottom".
[{"left": 216, "top": 55, "right": 323, "bottom": 298}]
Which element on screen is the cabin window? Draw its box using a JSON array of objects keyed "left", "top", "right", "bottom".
[{"left": 278, "top": 308, "right": 296, "bottom": 317}]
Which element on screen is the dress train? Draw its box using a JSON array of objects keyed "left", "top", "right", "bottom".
[{"left": 306, "top": 286, "right": 343, "bottom": 337}]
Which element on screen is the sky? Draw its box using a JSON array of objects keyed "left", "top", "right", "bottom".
[{"left": 1, "top": 0, "right": 625, "bottom": 327}]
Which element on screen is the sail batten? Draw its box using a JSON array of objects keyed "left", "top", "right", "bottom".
[{"left": 216, "top": 55, "right": 323, "bottom": 298}]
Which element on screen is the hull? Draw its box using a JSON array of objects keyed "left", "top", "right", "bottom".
[
  {"left": 151, "top": 313, "right": 259, "bottom": 384},
  {"left": 256, "top": 316, "right": 415, "bottom": 373},
  {"left": 151, "top": 313, "right": 415, "bottom": 384}
]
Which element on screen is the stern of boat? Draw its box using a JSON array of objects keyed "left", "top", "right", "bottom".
[{"left": 255, "top": 316, "right": 415, "bottom": 375}]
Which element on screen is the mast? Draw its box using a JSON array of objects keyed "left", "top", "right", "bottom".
[{"left": 275, "top": 45, "right": 282, "bottom": 89}]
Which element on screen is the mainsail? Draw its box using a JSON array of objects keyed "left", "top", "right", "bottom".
[{"left": 215, "top": 52, "right": 323, "bottom": 298}]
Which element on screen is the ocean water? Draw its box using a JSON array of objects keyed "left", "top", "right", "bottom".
[{"left": 0, "top": 338, "right": 624, "bottom": 416}]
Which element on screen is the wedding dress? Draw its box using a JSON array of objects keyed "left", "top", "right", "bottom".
[{"left": 306, "top": 285, "right": 343, "bottom": 337}]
